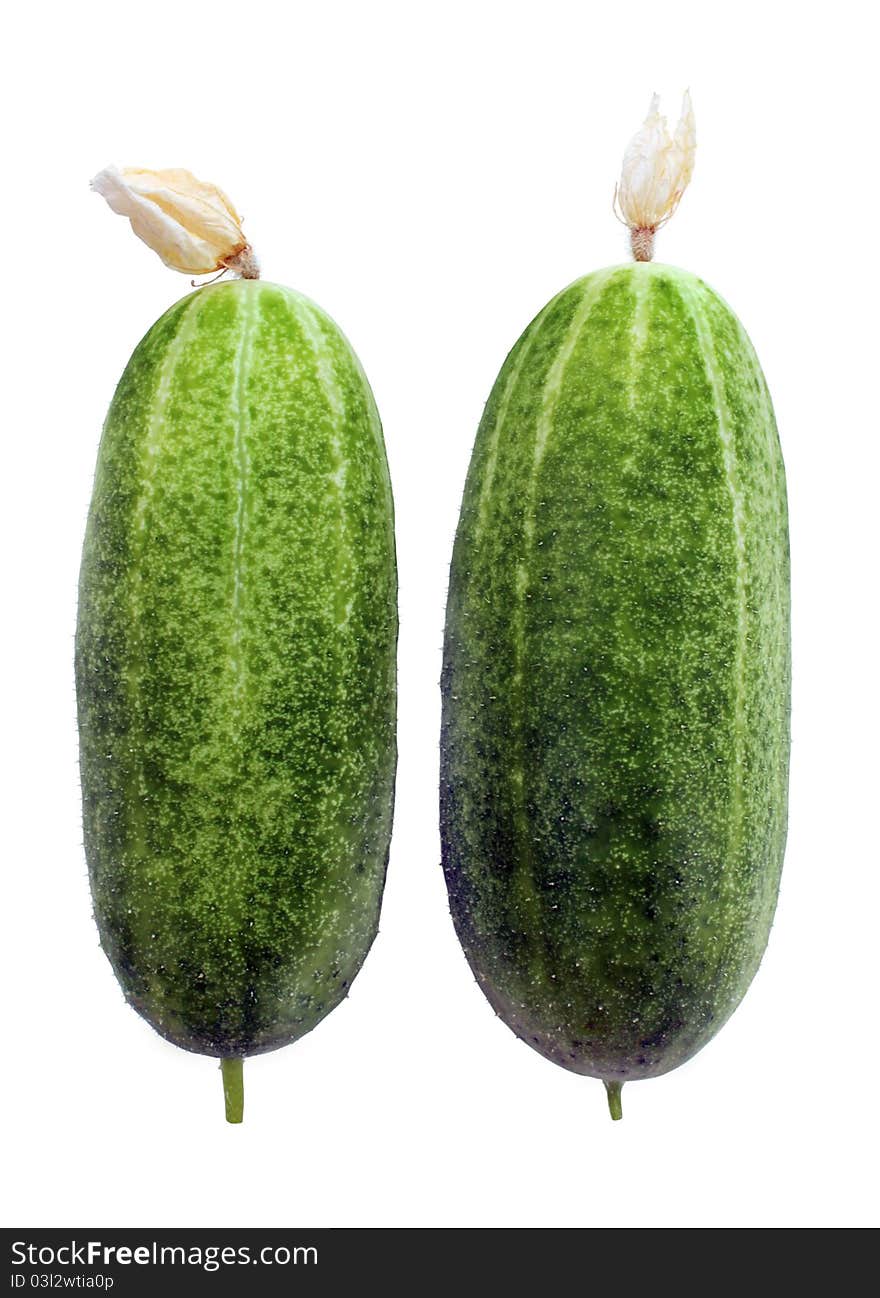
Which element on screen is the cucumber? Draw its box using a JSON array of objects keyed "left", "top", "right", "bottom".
[
  {"left": 440, "top": 263, "right": 789, "bottom": 1116},
  {"left": 76, "top": 280, "right": 397, "bottom": 1119}
]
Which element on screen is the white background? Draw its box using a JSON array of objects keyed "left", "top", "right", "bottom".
[{"left": 2, "top": 0, "right": 878, "bottom": 1230}]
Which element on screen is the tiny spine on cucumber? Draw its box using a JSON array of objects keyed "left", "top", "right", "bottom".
[{"left": 221, "top": 1058, "right": 244, "bottom": 1124}]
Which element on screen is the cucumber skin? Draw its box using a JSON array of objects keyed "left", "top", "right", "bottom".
[
  {"left": 441, "top": 263, "right": 790, "bottom": 1082},
  {"left": 76, "top": 280, "right": 397, "bottom": 1058}
]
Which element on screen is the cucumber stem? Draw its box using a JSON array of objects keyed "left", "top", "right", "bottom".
[
  {"left": 221, "top": 1057, "right": 244, "bottom": 1124},
  {"left": 604, "top": 1080, "right": 624, "bottom": 1121}
]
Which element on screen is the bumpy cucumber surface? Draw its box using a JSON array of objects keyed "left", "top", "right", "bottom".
[
  {"left": 441, "top": 263, "right": 789, "bottom": 1090},
  {"left": 77, "top": 280, "right": 397, "bottom": 1058}
]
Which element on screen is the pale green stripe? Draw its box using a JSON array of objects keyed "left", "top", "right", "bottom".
[
  {"left": 678, "top": 278, "right": 748, "bottom": 892},
  {"left": 228, "top": 284, "right": 260, "bottom": 710},
  {"left": 293, "top": 295, "right": 354, "bottom": 629},
  {"left": 512, "top": 270, "right": 619, "bottom": 685},
  {"left": 280, "top": 292, "right": 354, "bottom": 935},
  {"left": 474, "top": 295, "right": 557, "bottom": 542},
  {"left": 627, "top": 268, "right": 651, "bottom": 411},
  {"left": 510, "top": 269, "right": 619, "bottom": 913},
  {"left": 130, "top": 292, "right": 207, "bottom": 539},
  {"left": 125, "top": 290, "right": 208, "bottom": 988}
]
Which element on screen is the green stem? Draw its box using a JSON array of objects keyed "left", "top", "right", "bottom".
[
  {"left": 221, "top": 1057, "right": 244, "bottom": 1124},
  {"left": 604, "top": 1080, "right": 624, "bottom": 1121}
]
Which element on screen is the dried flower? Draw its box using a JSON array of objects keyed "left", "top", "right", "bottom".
[
  {"left": 91, "top": 166, "right": 259, "bottom": 278},
  {"left": 614, "top": 92, "right": 696, "bottom": 262}
]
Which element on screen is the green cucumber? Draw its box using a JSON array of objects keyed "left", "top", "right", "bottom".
[
  {"left": 76, "top": 279, "right": 397, "bottom": 1119},
  {"left": 440, "top": 263, "right": 789, "bottom": 1116}
]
